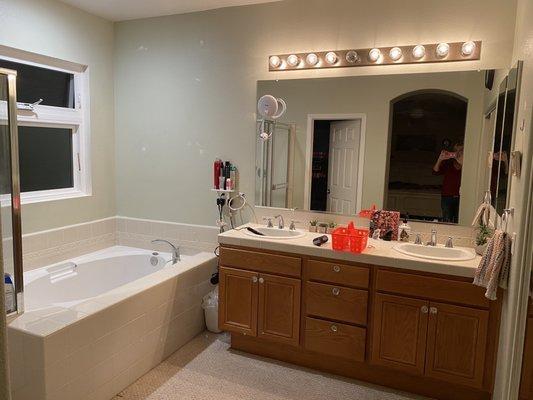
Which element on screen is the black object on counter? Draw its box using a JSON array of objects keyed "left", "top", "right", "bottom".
[
  {"left": 246, "top": 227, "right": 266, "bottom": 236},
  {"left": 313, "top": 235, "right": 329, "bottom": 246}
]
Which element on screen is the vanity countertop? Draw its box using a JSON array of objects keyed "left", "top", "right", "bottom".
[{"left": 218, "top": 224, "right": 481, "bottom": 279}]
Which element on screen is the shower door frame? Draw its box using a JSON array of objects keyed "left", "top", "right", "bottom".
[{"left": 1, "top": 67, "right": 24, "bottom": 316}]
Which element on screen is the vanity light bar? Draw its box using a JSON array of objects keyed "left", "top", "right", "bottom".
[{"left": 268, "top": 41, "right": 481, "bottom": 71}]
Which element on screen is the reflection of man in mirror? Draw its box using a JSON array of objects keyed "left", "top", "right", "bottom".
[{"left": 433, "top": 141, "right": 464, "bottom": 223}]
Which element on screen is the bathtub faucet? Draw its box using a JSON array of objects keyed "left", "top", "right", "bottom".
[{"left": 151, "top": 239, "right": 181, "bottom": 264}]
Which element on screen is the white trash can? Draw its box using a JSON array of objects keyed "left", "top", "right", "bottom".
[{"left": 202, "top": 286, "right": 222, "bottom": 333}]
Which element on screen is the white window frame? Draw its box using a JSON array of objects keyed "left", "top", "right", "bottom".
[{"left": 0, "top": 50, "right": 91, "bottom": 206}]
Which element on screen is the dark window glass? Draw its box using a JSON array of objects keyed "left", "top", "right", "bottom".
[
  {"left": 18, "top": 127, "right": 74, "bottom": 192},
  {"left": 0, "top": 59, "right": 75, "bottom": 108}
]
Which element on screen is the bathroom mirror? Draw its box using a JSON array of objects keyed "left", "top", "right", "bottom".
[{"left": 254, "top": 69, "right": 515, "bottom": 226}]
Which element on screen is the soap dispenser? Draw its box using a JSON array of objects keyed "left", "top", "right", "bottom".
[{"left": 398, "top": 218, "right": 411, "bottom": 242}]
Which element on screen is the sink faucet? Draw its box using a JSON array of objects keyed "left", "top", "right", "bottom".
[
  {"left": 274, "top": 215, "right": 285, "bottom": 229},
  {"left": 151, "top": 239, "right": 180, "bottom": 264},
  {"left": 426, "top": 229, "right": 437, "bottom": 246}
]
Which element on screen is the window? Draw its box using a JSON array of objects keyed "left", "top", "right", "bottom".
[{"left": 0, "top": 53, "right": 90, "bottom": 205}]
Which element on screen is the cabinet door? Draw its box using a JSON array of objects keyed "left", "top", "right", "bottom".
[
  {"left": 218, "top": 267, "right": 258, "bottom": 336},
  {"left": 519, "top": 316, "right": 533, "bottom": 399},
  {"left": 258, "top": 273, "right": 301, "bottom": 346},
  {"left": 425, "top": 302, "right": 489, "bottom": 388},
  {"left": 371, "top": 293, "right": 429, "bottom": 375}
]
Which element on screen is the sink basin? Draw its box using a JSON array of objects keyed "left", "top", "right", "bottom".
[
  {"left": 242, "top": 227, "right": 306, "bottom": 240},
  {"left": 393, "top": 243, "right": 476, "bottom": 261}
]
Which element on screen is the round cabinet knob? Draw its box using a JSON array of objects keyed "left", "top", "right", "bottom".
[
  {"left": 333, "top": 265, "right": 341, "bottom": 273},
  {"left": 259, "top": 277, "right": 265, "bottom": 284},
  {"left": 430, "top": 307, "right": 438, "bottom": 314},
  {"left": 332, "top": 287, "right": 340, "bottom": 296},
  {"left": 330, "top": 325, "right": 338, "bottom": 333},
  {"left": 252, "top": 276, "right": 258, "bottom": 283},
  {"left": 421, "top": 306, "right": 429, "bottom": 314}
]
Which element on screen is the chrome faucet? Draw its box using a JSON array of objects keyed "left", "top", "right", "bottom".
[
  {"left": 426, "top": 229, "right": 437, "bottom": 246},
  {"left": 274, "top": 215, "right": 285, "bottom": 229},
  {"left": 151, "top": 239, "right": 180, "bottom": 264},
  {"left": 445, "top": 236, "right": 454, "bottom": 248}
]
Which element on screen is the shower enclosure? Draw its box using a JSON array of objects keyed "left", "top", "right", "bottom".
[
  {"left": 1, "top": 68, "right": 24, "bottom": 316},
  {"left": 255, "top": 120, "right": 295, "bottom": 209}
]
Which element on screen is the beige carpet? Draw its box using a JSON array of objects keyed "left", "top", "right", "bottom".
[{"left": 114, "top": 332, "right": 431, "bottom": 400}]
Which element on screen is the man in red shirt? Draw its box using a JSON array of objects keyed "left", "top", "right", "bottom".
[{"left": 433, "top": 143, "right": 464, "bottom": 223}]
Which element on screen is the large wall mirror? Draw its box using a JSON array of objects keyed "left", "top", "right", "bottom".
[{"left": 255, "top": 66, "right": 522, "bottom": 226}]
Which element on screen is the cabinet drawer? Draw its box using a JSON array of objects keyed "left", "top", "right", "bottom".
[
  {"left": 304, "top": 317, "right": 366, "bottom": 361},
  {"left": 375, "top": 269, "right": 489, "bottom": 308},
  {"left": 306, "top": 281, "right": 368, "bottom": 325},
  {"left": 307, "top": 260, "right": 369, "bottom": 288},
  {"left": 220, "top": 247, "right": 301, "bottom": 278}
]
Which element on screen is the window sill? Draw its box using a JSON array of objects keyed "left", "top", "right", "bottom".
[{"left": 1, "top": 189, "right": 91, "bottom": 207}]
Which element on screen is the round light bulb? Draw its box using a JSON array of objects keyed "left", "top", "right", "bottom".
[
  {"left": 461, "top": 41, "right": 476, "bottom": 56},
  {"left": 306, "top": 53, "right": 319, "bottom": 66},
  {"left": 287, "top": 54, "right": 300, "bottom": 67},
  {"left": 368, "top": 48, "right": 381, "bottom": 62},
  {"left": 436, "top": 42, "right": 450, "bottom": 58},
  {"left": 389, "top": 47, "right": 402, "bottom": 61},
  {"left": 325, "top": 52, "right": 338, "bottom": 65},
  {"left": 346, "top": 50, "right": 359, "bottom": 63},
  {"left": 412, "top": 45, "right": 425, "bottom": 59},
  {"left": 269, "top": 55, "right": 281, "bottom": 68}
]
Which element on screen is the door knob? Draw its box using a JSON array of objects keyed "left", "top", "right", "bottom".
[
  {"left": 259, "top": 277, "right": 265, "bottom": 284},
  {"left": 332, "top": 287, "right": 340, "bottom": 296},
  {"left": 421, "top": 306, "right": 429, "bottom": 314},
  {"left": 330, "top": 325, "right": 338, "bottom": 333},
  {"left": 429, "top": 307, "right": 438, "bottom": 314},
  {"left": 333, "top": 265, "right": 341, "bottom": 273},
  {"left": 252, "top": 276, "right": 258, "bottom": 283}
]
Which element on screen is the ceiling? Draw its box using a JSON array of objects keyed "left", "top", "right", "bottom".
[{"left": 59, "top": 0, "right": 282, "bottom": 21}]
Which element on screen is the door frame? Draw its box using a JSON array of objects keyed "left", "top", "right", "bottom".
[{"left": 304, "top": 113, "right": 366, "bottom": 213}]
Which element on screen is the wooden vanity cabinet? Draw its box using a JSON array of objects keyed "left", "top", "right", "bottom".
[
  {"left": 218, "top": 249, "right": 302, "bottom": 346},
  {"left": 219, "top": 246, "right": 501, "bottom": 400}
]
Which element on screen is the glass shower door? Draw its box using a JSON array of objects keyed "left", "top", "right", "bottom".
[{"left": 0, "top": 68, "right": 23, "bottom": 316}]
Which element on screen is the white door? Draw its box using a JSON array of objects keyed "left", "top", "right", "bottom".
[{"left": 327, "top": 120, "right": 362, "bottom": 214}]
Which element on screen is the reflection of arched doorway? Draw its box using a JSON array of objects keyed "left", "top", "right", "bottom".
[{"left": 385, "top": 90, "right": 468, "bottom": 223}]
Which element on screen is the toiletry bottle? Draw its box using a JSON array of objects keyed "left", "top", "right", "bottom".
[
  {"left": 398, "top": 218, "right": 411, "bottom": 242},
  {"left": 219, "top": 168, "right": 226, "bottom": 191},
  {"left": 214, "top": 159, "right": 222, "bottom": 189},
  {"left": 226, "top": 178, "right": 233, "bottom": 191},
  {"left": 4, "top": 273, "right": 15, "bottom": 313},
  {"left": 230, "top": 165, "right": 236, "bottom": 188}
]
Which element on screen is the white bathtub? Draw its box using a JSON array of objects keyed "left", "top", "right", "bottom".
[
  {"left": 8, "top": 245, "right": 217, "bottom": 400},
  {"left": 24, "top": 246, "right": 203, "bottom": 310}
]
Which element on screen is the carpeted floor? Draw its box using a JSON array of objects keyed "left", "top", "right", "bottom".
[{"left": 114, "top": 332, "right": 431, "bottom": 400}]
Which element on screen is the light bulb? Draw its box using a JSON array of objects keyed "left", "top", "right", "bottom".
[
  {"left": 306, "top": 53, "right": 319, "bottom": 66},
  {"left": 346, "top": 50, "right": 359, "bottom": 63},
  {"left": 412, "top": 45, "right": 425, "bottom": 59},
  {"left": 325, "top": 52, "right": 338, "bottom": 65},
  {"left": 461, "top": 41, "right": 476, "bottom": 56},
  {"left": 389, "top": 47, "right": 402, "bottom": 61},
  {"left": 287, "top": 54, "right": 300, "bottom": 67},
  {"left": 269, "top": 55, "right": 281, "bottom": 68},
  {"left": 368, "top": 48, "right": 381, "bottom": 62},
  {"left": 436, "top": 42, "right": 450, "bottom": 58}
]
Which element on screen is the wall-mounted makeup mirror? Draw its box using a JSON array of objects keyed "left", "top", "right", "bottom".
[{"left": 254, "top": 66, "right": 522, "bottom": 226}]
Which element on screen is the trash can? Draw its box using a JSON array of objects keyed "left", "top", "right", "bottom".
[{"left": 202, "top": 286, "right": 222, "bottom": 333}]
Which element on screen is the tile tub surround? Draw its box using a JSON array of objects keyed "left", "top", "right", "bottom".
[
  {"left": 254, "top": 207, "right": 478, "bottom": 248},
  {"left": 219, "top": 223, "right": 481, "bottom": 278},
  {"left": 7, "top": 250, "right": 217, "bottom": 400}
]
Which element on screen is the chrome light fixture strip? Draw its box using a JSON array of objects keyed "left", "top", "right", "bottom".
[{"left": 269, "top": 41, "right": 481, "bottom": 71}]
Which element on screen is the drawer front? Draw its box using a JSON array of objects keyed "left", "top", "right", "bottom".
[
  {"left": 307, "top": 260, "right": 369, "bottom": 289},
  {"left": 220, "top": 247, "right": 301, "bottom": 278},
  {"left": 306, "top": 281, "right": 368, "bottom": 325},
  {"left": 304, "top": 317, "right": 366, "bottom": 361},
  {"left": 375, "top": 269, "right": 490, "bottom": 308}
]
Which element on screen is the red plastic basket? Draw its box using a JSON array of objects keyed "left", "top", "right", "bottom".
[{"left": 331, "top": 225, "right": 369, "bottom": 254}]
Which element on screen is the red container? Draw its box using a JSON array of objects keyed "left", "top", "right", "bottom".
[{"left": 331, "top": 225, "right": 369, "bottom": 254}]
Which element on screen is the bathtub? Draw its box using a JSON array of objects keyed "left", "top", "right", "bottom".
[{"left": 7, "top": 245, "right": 218, "bottom": 400}]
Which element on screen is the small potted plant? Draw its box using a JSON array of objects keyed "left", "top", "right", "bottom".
[
  {"left": 317, "top": 222, "right": 328, "bottom": 234},
  {"left": 475, "top": 223, "right": 493, "bottom": 255},
  {"left": 327, "top": 222, "right": 337, "bottom": 234},
  {"left": 309, "top": 220, "right": 318, "bottom": 233}
]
